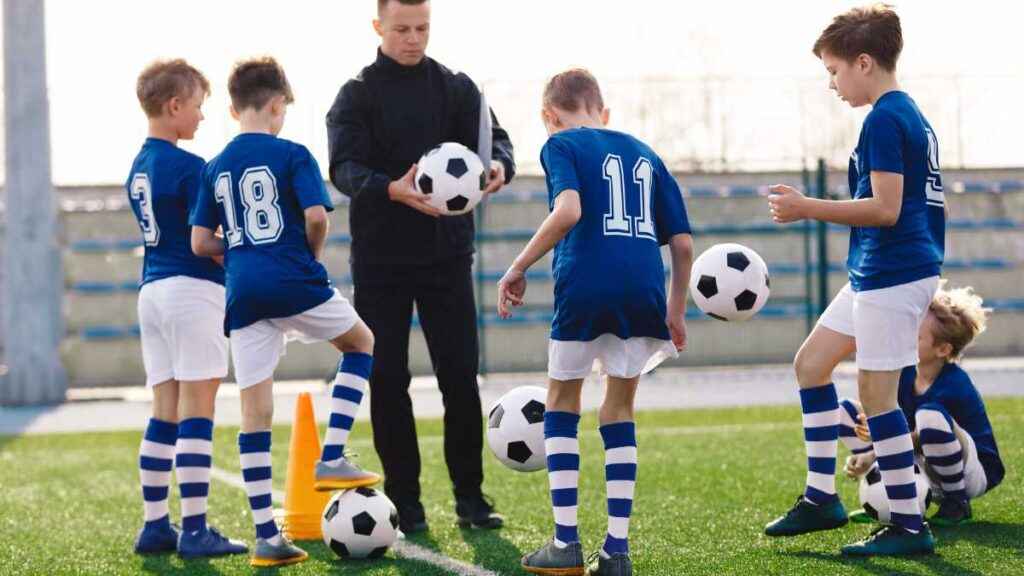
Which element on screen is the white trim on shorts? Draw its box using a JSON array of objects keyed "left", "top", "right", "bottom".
[
  {"left": 137, "top": 276, "right": 229, "bottom": 388},
  {"left": 548, "top": 334, "right": 677, "bottom": 381},
  {"left": 818, "top": 276, "right": 939, "bottom": 371},
  {"left": 230, "top": 290, "right": 359, "bottom": 389}
]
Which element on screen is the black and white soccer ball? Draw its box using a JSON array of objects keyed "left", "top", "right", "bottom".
[
  {"left": 486, "top": 385, "right": 547, "bottom": 472},
  {"left": 858, "top": 462, "right": 932, "bottom": 524},
  {"left": 414, "top": 142, "right": 486, "bottom": 216},
  {"left": 321, "top": 487, "right": 399, "bottom": 560},
  {"left": 689, "top": 243, "right": 770, "bottom": 321}
]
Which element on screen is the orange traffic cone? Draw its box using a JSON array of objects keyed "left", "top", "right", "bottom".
[{"left": 278, "top": 392, "right": 332, "bottom": 541}]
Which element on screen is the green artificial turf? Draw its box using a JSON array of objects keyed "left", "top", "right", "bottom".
[{"left": 1, "top": 399, "right": 1021, "bottom": 575}]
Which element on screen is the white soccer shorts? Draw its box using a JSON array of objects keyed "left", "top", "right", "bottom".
[
  {"left": 548, "top": 334, "right": 677, "bottom": 381},
  {"left": 818, "top": 276, "right": 939, "bottom": 371},
  {"left": 138, "top": 276, "right": 229, "bottom": 387},
  {"left": 230, "top": 290, "right": 360, "bottom": 389}
]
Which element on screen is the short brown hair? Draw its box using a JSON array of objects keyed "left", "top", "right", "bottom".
[
  {"left": 378, "top": 0, "right": 427, "bottom": 15},
  {"left": 543, "top": 68, "right": 604, "bottom": 114},
  {"left": 136, "top": 59, "right": 210, "bottom": 118},
  {"left": 928, "top": 280, "right": 992, "bottom": 362},
  {"left": 228, "top": 56, "right": 295, "bottom": 112},
  {"left": 813, "top": 4, "right": 902, "bottom": 72}
]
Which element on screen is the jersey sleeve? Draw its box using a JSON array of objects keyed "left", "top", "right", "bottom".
[
  {"left": 189, "top": 164, "right": 220, "bottom": 230},
  {"left": 864, "top": 110, "right": 904, "bottom": 175},
  {"left": 652, "top": 157, "right": 691, "bottom": 245},
  {"left": 540, "top": 137, "right": 580, "bottom": 203},
  {"left": 291, "top": 144, "right": 333, "bottom": 212}
]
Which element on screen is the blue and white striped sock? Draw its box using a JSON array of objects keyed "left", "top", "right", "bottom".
[
  {"left": 239, "top": 431, "right": 281, "bottom": 544},
  {"left": 544, "top": 411, "right": 580, "bottom": 548},
  {"left": 799, "top": 384, "right": 839, "bottom": 504},
  {"left": 916, "top": 404, "right": 968, "bottom": 502},
  {"left": 838, "top": 398, "right": 873, "bottom": 455},
  {"left": 601, "top": 421, "right": 637, "bottom": 558},
  {"left": 868, "top": 409, "right": 924, "bottom": 533},
  {"left": 139, "top": 418, "right": 177, "bottom": 529},
  {"left": 177, "top": 418, "right": 213, "bottom": 533},
  {"left": 322, "top": 352, "right": 372, "bottom": 463}
]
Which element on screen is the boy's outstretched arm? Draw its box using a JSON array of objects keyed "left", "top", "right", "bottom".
[
  {"left": 497, "top": 190, "right": 581, "bottom": 319},
  {"left": 304, "top": 205, "right": 330, "bottom": 261},
  {"left": 769, "top": 171, "right": 903, "bottom": 227},
  {"left": 191, "top": 225, "right": 225, "bottom": 258},
  {"left": 667, "top": 233, "right": 694, "bottom": 351}
]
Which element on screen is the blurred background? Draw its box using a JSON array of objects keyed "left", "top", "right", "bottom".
[{"left": 1, "top": 0, "right": 1023, "bottom": 392}]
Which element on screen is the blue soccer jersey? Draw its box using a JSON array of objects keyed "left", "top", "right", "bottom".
[
  {"left": 541, "top": 128, "right": 691, "bottom": 342},
  {"left": 899, "top": 364, "right": 1004, "bottom": 489},
  {"left": 190, "top": 133, "right": 334, "bottom": 333},
  {"left": 126, "top": 138, "right": 224, "bottom": 287},
  {"left": 847, "top": 91, "right": 945, "bottom": 292}
]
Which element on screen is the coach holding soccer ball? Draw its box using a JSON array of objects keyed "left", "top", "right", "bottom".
[{"left": 326, "top": 0, "right": 515, "bottom": 534}]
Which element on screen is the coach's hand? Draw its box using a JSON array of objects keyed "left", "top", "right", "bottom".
[
  {"left": 497, "top": 266, "right": 526, "bottom": 319},
  {"left": 483, "top": 160, "right": 506, "bottom": 195},
  {"left": 768, "top": 184, "right": 807, "bottom": 223},
  {"left": 389, "top": 164, "right": 441, "bottom": 217},
  {"left": 844, "top": 452, "right": 876, "bottom": 478}
]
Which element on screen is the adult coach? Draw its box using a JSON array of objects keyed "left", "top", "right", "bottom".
[{"left": 326, "top": 0, "right": 515, "bottom": 533}]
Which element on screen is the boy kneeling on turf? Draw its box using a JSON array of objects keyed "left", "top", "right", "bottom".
[{"left": 841, "top": 282, "right": 1005, "bottom": 526}]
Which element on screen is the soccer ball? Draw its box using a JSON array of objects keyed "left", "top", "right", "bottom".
[
  {"left": 858, "top": 462, "right": 932, "bottom": 524},
  {"left": 321, "top": 487, "right": 399, "bottom": 560},
  {"left": 414, "top": 142, "right": 486, "bottom": 216},
  {"left": 689, "top": 243, "right": 770, "bottom": 321},
  {"left": 486, "top": 386, "right": 547, "bottom": 472}
]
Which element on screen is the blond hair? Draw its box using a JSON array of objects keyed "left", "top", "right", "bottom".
[
  {"left": 928, "top": 280, "right": 992, "bottom": 362},
  {"left": 136, "top": 59, "right": 210, "bottom": 118}
]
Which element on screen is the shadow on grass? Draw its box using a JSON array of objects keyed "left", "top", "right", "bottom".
[
  {"left": 780, "top": 550, "right": 988, "bottom": 576},
  {"left": 930, "top": 519, "right": 1024, "bottom": 554},
  {"left": 457, "top": 525, "right": 525, "bottom": 573}
]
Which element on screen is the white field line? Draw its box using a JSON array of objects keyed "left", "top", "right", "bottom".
[{"left": 208, "top": 467, "right": 500, "bottom": 576}]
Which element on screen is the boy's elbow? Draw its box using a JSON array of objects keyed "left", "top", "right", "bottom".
[{"left": 879, "top": 206, "right": 901, "bottom": 227}]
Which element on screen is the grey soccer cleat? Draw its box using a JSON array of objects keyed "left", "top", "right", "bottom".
[
  {"left": 521, "top": 540, "right": 584, "bottom": 576},
  {"left": 586, "top": 551, "right": 633, "bottom": 576},
  {"left": 314, "top": 457, "right": 381, "bottom": 491},
  {"left": 249, "top": 535, "right": 308, "bottom": 567}
]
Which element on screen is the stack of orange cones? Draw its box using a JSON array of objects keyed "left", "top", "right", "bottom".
[{"left": 278, "top": 392, "right": 332, "bottom": 541}]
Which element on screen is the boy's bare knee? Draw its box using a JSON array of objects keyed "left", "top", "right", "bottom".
[{"left": 335, "top": 322, "right": 374, "bottom": 355}]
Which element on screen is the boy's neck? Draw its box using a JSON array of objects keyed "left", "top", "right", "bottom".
[
  {"left": 147, "top": 120, "right": 178, "bottom": 146},
  {"left": 868, "top": 74, "right": 901, "bottom": 106},
  {"left": 915, "top": 358, "right": 946, "bottom": 392},
  {"left": 237, "top": 109, "right": 277, "bottom": 135}
]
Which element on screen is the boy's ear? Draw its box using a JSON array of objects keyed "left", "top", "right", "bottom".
[
  {"left": 856, "top": 53, "right": 873, "bottom": 74},
  {"left": 166, "top": 96, "right": 181, "bottom": 118},
  {"left": 937, "top": 341, "right": 954, "bottom": 360},
  {"left": 229, "top": 104, "right": 240, "bottom": 121},
  {"left": 600, "top": 107, "right": 610, "bottom": 126}
]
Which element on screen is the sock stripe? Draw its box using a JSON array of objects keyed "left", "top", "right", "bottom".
[
  {"left": 332, "top": 385, "right": 364, "bottom": 404},
  {"left": 176, "top": 453, "right": 212, "bottom": 468},
  {"left": 605, "top": 463, "right": 637, "bottom": 481},
  {"left": 142, "top": 486, "right": 169, "bottom": 501},
  {"left": 179, "top": 482, "right": 209, "bottom": 499},
  {"left": 545, "top": 411, "right": 580, "bottom": 546},
  {"left": 608, "top": 498, "right": 633, "bottom": 518},
  {"left": 240, "top": 431, "right": 278, "bottom": 541},
  {"left": 807, "top": 456, "right": 837, "bottom": 474},
  {"left": 140, "top": 455, "right": 173, "bottom": 472},
  {"left": 339, "top": 352, "right": 373, "bottom": 380}
]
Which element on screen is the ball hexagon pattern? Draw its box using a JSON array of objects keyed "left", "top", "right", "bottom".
[
  {"left": 414, "top": 142, "right": 485, "bottom": 216},
  {"left": 486, "top": 385, "right": 547, "bottom": 472},
  {"left": 688, "top": 243, "right": 770, "bottom": 321},
  {"left": 322, "top": 487, "right": 399, "bottom": 560}
]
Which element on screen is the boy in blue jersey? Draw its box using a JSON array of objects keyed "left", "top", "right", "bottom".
[
  {"left": 499, "top": 69, "right": 694, "bottom": 576},
  {"left": 764, "top": 5, "right": 946, "bottom": 556},
  {"left": 842, "top": 282, "right": 1003, "bottom": 526},
  {"left": 190, "top": 57, "right": 380, "bottom": 567},
  {"left": 128, "top": 59, "right": 247, "bottom": 559}
]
